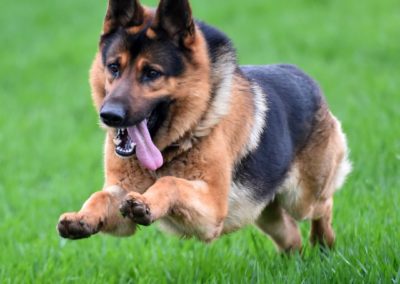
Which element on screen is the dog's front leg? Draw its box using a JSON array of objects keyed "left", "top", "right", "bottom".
[
  {"left": 120, "top": 176, "right": 229, "bottom": 242},
  {"left": 57, "top": 135, "right": 154, "bottom": 240},
  {"left": 57, "top": 186, "right": 136, "bottom": 239}
]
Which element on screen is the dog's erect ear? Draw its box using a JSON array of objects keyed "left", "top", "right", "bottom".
[
  {"left": 103, "top": 0, "right": 145, "bottom": 34},
  {"left": 152, "top": 0, "right": 195, "bottom": 46}
]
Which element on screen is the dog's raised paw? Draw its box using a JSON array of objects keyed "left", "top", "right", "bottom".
[
  {"left": 57, "top": 213, "right": 102, "bottom": 240},
  {"left": 120, "top": 196, "right": 152, "bottom": 226}
]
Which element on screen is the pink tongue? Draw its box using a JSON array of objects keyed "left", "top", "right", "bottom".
[{"left": 127, "top": 120, "right": 163, "bottom": 171}]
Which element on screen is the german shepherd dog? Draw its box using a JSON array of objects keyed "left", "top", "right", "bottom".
[{"left": 57, "top": 0, "right": 351, "bottom": 251}]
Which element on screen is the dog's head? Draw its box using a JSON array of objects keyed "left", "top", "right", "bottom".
[{"left": 90, "top": 0, "right": 212, "bottom": 170}]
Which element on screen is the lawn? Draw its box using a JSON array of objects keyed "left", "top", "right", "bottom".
[{"left": 0, "top": 0, "right": 399, "bottom": 282}]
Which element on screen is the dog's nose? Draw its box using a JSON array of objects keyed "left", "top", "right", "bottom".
[{"left": 100, "top": 102, "right": 127, "bottom": 127}]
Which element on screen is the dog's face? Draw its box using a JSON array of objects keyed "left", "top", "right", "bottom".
[{"left": 90, "top": 0, "right": 211, "bottom": 170}]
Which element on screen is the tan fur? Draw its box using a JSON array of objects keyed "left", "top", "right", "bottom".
[
  {"left": 278, "top": 105, "right": 348, "bottom": 220},
  {"left": 89, "top": 54, "right": 106, "bottom": 111},
  {"left": 272, "top": 104, "right": 351, "bottom": 248},
  {"left": 145, "top": 28, "right": 157, "bottom": 39}
]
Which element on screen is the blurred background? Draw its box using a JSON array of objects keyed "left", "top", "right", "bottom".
[{"left": 0, "top": 0, "right": 399, "bottom": 282}]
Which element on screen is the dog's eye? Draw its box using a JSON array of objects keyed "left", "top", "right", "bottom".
[
  {"left": 107, "top": 63, "right": 120, "bottom": 78},
  {"left": 142, "top": 67, "right": 162, "bottom": 82}
]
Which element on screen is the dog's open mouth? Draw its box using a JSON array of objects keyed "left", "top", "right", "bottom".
[
  {"left": 113, "top": 128, "right": 135, "bottom": 157},
  {"left": 112, "top": 119, "right": 163, "bottom": 171}
]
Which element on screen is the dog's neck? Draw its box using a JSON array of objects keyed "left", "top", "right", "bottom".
[
  {"left": 193, "top": 52, "right": 236, "bottom": 138},
  {"left": 161, "top": 47, "right": 237, "bottom": 164}
]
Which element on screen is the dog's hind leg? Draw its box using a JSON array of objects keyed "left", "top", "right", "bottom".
[
  {"left": 309, "top": 198, "right": 335, "bottom": 248},
  {"left": 57, "top": 186, "right": 135, "bottom": 239},
  {"left": 286, "top": 111, "right": 351, "bottom": 249},
  {"left": 256, "top": 199, "right": 302, "bottom": 252}
]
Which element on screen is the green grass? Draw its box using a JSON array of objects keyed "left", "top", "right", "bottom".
[{"left": 1, "top": 0, "right": 399, "bottom": 282}]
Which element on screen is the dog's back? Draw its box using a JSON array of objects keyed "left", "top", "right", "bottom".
[{"left": 235, "top": 64, "right": 323, "bottom": 199}]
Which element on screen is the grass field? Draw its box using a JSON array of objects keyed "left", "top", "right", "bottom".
[{"left": 1, "top": 0, "right": 399, "bottom": 282}]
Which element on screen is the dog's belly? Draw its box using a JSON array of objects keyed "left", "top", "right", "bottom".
[{"left": 223, "top": 182, "right": 271, "bottom": 233}]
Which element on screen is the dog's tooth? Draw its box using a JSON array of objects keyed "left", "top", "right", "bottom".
[{"left": 113, "top": 137, "right": 121, "bottom": 146}]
